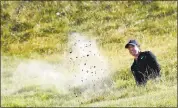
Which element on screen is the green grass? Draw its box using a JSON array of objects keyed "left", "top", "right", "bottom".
[{"left": 1, "top": 1, "right": 177, "bottom": 107}]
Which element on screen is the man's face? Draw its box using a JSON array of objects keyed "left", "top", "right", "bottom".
[{"left": 127, "top": 45, "right": 140, "bottom": 57}]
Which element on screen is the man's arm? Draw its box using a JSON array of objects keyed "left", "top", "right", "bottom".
[
  {"left": 146, "top": 51, "right": 161, "bottom": 77},
  {"left": 131, "top": 64, "right": 146, "bottom": 85}
]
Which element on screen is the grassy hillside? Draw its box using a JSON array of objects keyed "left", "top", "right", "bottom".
[{"left": 1, "top": 1, "right": 177, "bottom": 107}]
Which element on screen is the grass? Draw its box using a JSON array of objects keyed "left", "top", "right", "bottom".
[{"left": 1, "top": 1, "right": 177, "bottom": 107}]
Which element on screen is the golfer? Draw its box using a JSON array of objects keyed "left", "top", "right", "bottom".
[{"left": 125, "top": 40, "right": 161, "bottom": 85}]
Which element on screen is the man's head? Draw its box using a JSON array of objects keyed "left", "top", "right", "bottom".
[{"left": 125, "top": 40, "right": 140, "bottom": 57}]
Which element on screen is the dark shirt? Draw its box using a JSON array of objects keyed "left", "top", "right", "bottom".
[{"left": 131, "top": 51, "right": 161, "bottom": 85}]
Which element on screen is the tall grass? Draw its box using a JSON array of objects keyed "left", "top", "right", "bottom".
[{"left": 1, "top": 1, "right": 177, "bottom": 107}]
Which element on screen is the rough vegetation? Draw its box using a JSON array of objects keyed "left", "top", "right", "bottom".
[{"left": 1, "top": 1, "right": 177, "bottom": 107}]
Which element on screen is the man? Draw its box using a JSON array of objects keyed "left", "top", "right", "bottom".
[{"left": 125, "top": 40, "right": 161, "bottom": 85}]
